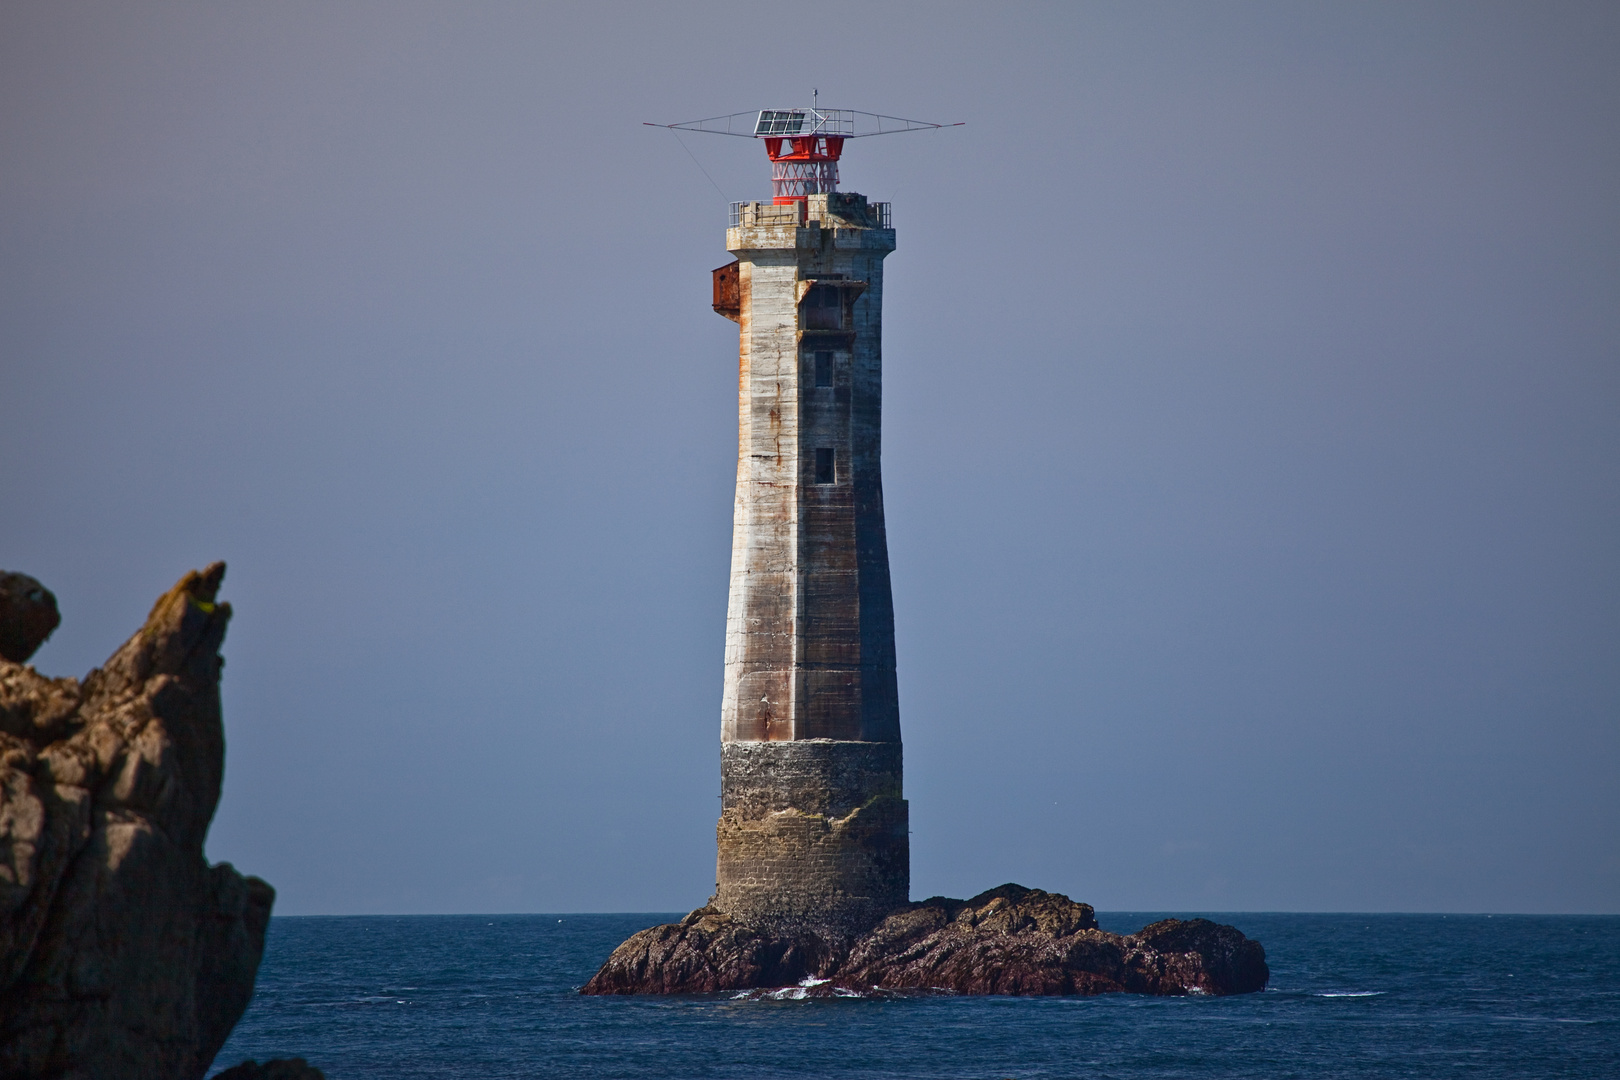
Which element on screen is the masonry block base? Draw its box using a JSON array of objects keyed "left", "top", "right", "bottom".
[{"left": 716, "top": 739, "right": 908, "bottom": 941}]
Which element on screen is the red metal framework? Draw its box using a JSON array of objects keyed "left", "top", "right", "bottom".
[
  {"left": 647, "top": 101, "right": 960, "bottom": 207},
  {"left": 764, "top": 136, "right": 845, "bottom": 203}
]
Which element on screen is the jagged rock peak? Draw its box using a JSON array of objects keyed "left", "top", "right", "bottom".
[
  {"left": 0, "top": 571, "right": 60, "bottom": 663},
  {"left": 0, "top": 563, "right": 277, "bottom": 1080}
]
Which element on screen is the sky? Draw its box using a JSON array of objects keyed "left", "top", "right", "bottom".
[{"left": 1, "top": 1, "right": 1615, "bottom": 916}]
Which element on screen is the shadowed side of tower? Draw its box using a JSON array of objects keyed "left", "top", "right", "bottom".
[{"left": 712, "top": 192, "right": 906, "bottom": 940}]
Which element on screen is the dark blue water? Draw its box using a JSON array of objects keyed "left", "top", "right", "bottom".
[{"left": 210, "top": 912, "right": 1619, "bottom": 1079}]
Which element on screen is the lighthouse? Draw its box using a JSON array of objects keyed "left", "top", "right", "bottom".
[
  {"left": 654, "top": 105, "right": 954, "bottom": 938},
  {"left": 712, "top": 187, "right": 902, "bottom": 936},
  {"left": 581, "top": 108, "right": 1273, "bottom": 1000}
]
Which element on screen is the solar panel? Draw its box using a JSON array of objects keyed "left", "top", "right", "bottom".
[{"left": 754, "top": 110, "right": 809, "bottom": 137}]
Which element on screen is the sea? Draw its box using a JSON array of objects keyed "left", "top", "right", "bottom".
[{"left": 209, "top": 912, "right": 1619, "bottom": 1079}]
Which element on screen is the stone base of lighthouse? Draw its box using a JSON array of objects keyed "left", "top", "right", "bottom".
[{"left": 715, "top": 740, "right": 908, "bottom": 942}]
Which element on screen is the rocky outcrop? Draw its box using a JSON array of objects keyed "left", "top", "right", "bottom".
[
  {"left": 583, "top": 883, "right": 1268, "bottom": 997},
  {"left": 214, "top": 1059, "right": 326, "bottom": 1080},
  {"left": 0, "top": 572, "right": 60, "bottom": 663},
  {"left": 580, "top": 906, "right": 838, "bottom": 995},
  {"left": 840, "top": 886, "right": 1269, "bottom": 995},
  {"left": 0, "top": 564, "right": 275, "bottom": 1080}
]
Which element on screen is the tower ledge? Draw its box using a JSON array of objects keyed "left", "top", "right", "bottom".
[{"left": 727, "top": 192, "right": 895, "bottom": 252}]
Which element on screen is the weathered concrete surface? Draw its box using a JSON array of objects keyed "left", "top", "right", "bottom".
[
  {"left": 0, "top": 572, "right": 60, "bottom": 663},
  {"left": 715, "top": 741, "right": 907, "bottom": 938},
  {"left": 0, "top": 564, "right": 275, "bottom": 1080},
  {"left": 582, "top": 884, "right": 1269, "bottom": 997},
  {"left": 721, "top": 191, "right": 899, "bottom": 746},
  {"left": 715, "top": 192, "right": 906, "bottom": 933}
]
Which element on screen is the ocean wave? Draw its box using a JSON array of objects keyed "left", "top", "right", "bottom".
[
  {"left": 729, "top": 977, "right": 927, "bottom": 1001},
  {"left": 1315, "top": 991, "right": 1384, "bottom": 998},
  {"left": 732, "top": 977, "right": 859, "bottom": 1001}
]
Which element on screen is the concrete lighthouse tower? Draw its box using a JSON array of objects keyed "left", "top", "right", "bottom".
[
  {"left": 689, "top": 105, "right": 948, "bottom": 939},
  {"left": 711, "top": 187, "right": 902, "bottom": 938},
  {"left": 641, "top": 104, "right": 955, "bottom": 940}
]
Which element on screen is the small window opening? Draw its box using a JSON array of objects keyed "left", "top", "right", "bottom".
[
  {"left": 803, "top": 285, "right": 842, "bottom": 330},
  {"left": 814, "top": 448, "right": 836, "bottom": 485},
  {"left": 814, "top": 352, "right": 833, "bottom": 388}
]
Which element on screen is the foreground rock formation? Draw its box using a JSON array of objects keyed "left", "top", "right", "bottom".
[
  {"left": 0, "top": 571, "right": 61, "bottom": 664},
  {"left": 0, "top": 564, "right": 275, "bottom": 1079},
  {"left": 214, "top": 1059, "right": 326, "bottom": 1080},
  {"left": 583, "top": 883, "right": 1268, "bottom": 997}
]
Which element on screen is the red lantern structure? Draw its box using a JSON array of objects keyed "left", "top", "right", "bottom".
[{"left": 647, "top": 97, "right": 960, "bottom": 205}]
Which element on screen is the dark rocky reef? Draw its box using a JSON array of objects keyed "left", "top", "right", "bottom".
[
  {"left": 583, "top": 883, "right": 1268, "bottom": 997},
  {"left": 0, "top": 564, "right": 276, "bottom": 1079}
]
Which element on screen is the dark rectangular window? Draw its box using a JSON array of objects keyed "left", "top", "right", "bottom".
[
  {"left": 814, "top": 351, "right": 833, "bottom": 387},
  {"left": 803, "top": 285, "right": 842, "bottom": 330},
  {"left": 814, "top": 447, "right": 836, "bottom": 485}
]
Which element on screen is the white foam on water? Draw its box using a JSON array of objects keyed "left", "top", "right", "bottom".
[
  {"left": 1315, "top": 991, "right": 1385, "bottom": 998},
  {"left": 731, "top": 976, "right": 872, "bottom": 1001}
]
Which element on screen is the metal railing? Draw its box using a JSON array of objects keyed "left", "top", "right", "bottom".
[
  {"left": 730, "top": 200, "right": 893, "bottom": 229},
  {"left": 728, "top": 201, "right": 803, "bottom": 229}
]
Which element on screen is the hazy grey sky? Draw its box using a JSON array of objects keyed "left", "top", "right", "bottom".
[{"left": 3, "top": 1, "right": 1615, "bottom": 915}]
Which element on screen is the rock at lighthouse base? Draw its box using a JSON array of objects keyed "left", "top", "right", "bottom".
[{"left": 582, "top": 883, "right": 1268, "bottom": 997}]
